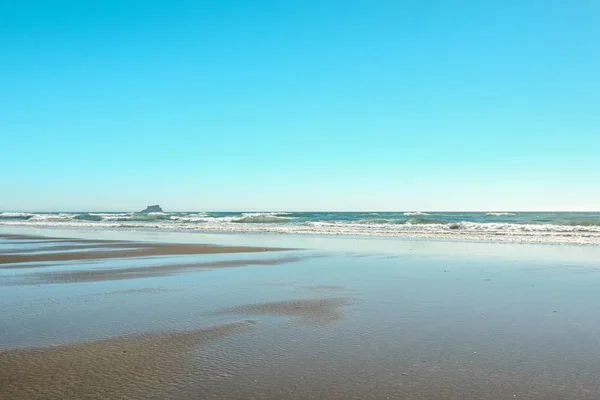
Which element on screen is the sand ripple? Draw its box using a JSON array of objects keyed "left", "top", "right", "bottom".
[
  {"left": 209, "top": 298, "right": 355, "bottom": 324},
  {"left": 0, "top": 320, "right": 258, "bottom": 399}
]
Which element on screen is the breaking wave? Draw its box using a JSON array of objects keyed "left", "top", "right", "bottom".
[
  {"left": 486, "top": 212, "right": 517, "bottom": 216},
  {"left": 74, "top": 213, "right": 103, "bottom": 222},
  {"left": 2, "top": 211, "right": 600, "bottom": 245},
  {"left": 231, "top": 213, "right": 293, "bottom": 224},
  {"left": 0, "top": 212, "right": 34, "bottom": 220}
]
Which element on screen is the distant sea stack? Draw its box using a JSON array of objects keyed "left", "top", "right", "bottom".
[{"left": 140, "top": 205, "right": 163, "bottom": 213}]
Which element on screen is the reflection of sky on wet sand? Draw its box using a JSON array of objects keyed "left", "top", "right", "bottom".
[{"left": 2, "top": 228, "right": 600, "bottom": 398}]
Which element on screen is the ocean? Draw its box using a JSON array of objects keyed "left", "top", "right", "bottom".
[{"left": 2, "top": 211, "right": 600, "bottom": 245}]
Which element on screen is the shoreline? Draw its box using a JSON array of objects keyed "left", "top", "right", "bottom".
[{"left": 3, "top": 210, "right": 600, "bottom": 246}]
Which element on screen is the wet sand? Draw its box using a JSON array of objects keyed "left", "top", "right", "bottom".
[
  {"left": 2, "top": 231, "right": 600, "bottom": 399},
  {"left": 0, "top": 233, "right": 284, "bottom": 265},
  {"left": 0, "top": 320, "right": 258, "bottom": 400},
  {"left": 208, "top": 297, "right": 355, "bottom": 324},
  {"left": 8, "top": 255, "right": 306, "bottom": 284}
]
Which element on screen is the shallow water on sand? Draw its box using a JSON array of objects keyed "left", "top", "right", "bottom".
[{"left": 2, "top": 230, "right": 600, "bottom": 399}]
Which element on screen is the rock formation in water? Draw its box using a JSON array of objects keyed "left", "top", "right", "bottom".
[{"left": 140, "top": 205, "right": 163, "bottom": 213}]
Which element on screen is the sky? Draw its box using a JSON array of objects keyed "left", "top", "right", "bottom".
[{"left": 1, "top": 1, "right": 599, "bottom": 212}]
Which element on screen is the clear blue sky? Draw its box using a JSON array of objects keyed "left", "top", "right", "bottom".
[{"left": 2, "top": 1, "right": 599, "bottom": 211}]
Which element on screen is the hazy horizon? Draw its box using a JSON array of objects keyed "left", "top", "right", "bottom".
[{"left": 4, "top": 208, "right": 600, "bottom": 213}]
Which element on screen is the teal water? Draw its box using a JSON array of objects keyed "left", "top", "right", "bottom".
[{"left": 2, "top": 211, "right": 600, "bottom": 244}]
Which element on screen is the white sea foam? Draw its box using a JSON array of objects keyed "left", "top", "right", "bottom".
[
  {"left": 0, "top": 212, "right": 33, "bottom": 217},
  {"left": 2, "top": 214, "right": 600, "bottom": 245},
  {"left": 170, "top": 213, "right": 210, "bottom": 222},
  {"left": 403, "top": 212, "right": 429, "bottom": 216},
  {"left": 169, "top": 212, "right": 292, "bottom": 224},
  {"left": 486, "top": 212, "right": 517, "bottom": 216},
  {"left": 232, "top": 212, "right": 293, "bottom": 223},
  {"left": 28, "top": 213, "right": 77, "bottom": 221},
  {"left": 95, "top": 213, "right": 136, "bottom": 221}
]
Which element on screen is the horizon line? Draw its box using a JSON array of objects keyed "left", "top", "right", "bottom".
[{"left": 3, "top": 209, "right": 600, "bottom": 213}]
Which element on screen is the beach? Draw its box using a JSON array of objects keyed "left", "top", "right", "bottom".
[
  {"left": 2, "top": 228, "right": 600, "bottom": 399},
  {"left": 5, "top": 0, "right": 598, "bottom": 397}
]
